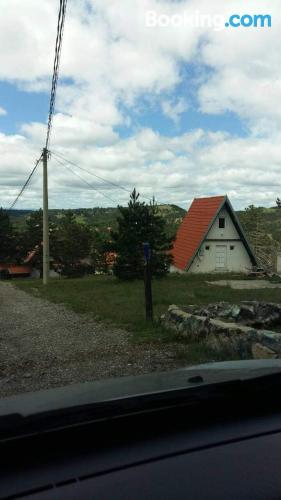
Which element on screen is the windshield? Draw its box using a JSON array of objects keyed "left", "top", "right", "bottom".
[{"left": 0, "top": 0, "right": 280, "bottom": 405}]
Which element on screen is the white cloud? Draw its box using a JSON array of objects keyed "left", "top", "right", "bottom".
[
  {"left": 161, "top": 98, "right": 189, "bottom": 124},
  {"left": 1, "top": 127, "right": 281, "bottom": 211},
  {"left": 0, "top": 0, "right": 281, "bottom": 211},
  {"left": 0, "top": 107, "right": 7, "bottom": 116}
]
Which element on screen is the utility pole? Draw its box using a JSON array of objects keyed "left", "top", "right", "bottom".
[
  {"left": 143, "top": 242, "right": 153, "bottom": 322},
  {"left": 43, "top": 147, "right": 50, "bottom": 285}
]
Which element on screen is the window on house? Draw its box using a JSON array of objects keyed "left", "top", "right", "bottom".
[
  {"left": 219, "top": 218, "right": 225, "bottom": 229},
  {"left": 205, "top": 245, "right": 210, "bottom": 250},
  {"left": 230, "top": 245, "right": 235, "bottom": 250}
]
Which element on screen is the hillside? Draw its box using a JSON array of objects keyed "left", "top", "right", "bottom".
[
  {"left": 10, "top": 205, "right": 281, "bottom": 250},
  {"left": 9, "top": 205, "right": 186, "bottom": 237},
  {"left": 237, "top": 207, "right": 281, "bottom": 269}
]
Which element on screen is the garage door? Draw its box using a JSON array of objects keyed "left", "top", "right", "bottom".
[{"left": 216, "top": 245, "right": 227, "bottom": 269}]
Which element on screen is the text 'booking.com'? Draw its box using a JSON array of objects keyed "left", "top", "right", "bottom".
[{"left": 146, "top": 11, "right": 272, "bottom": 31}]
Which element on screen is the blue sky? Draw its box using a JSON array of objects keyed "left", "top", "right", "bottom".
[
  {"left": 0, "top": 0, "right": 280, "bottom": 210},
  {"left": 0, "top": 82, "right": 49, "bottom": 135},
  {"left": 0, "top": 75, "right": 247, "bottom": 140}
]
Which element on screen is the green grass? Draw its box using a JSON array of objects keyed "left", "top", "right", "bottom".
[
  {"left": 15, "top": 273, "right": 281, "bottom": 343},
  {"left": 172, "top": 343, "right": 242, "bottom": 366},
  {"left": 14, "top": 274, "right": 281, "bottom": 367}
]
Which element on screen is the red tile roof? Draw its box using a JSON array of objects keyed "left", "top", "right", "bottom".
[
  {"left": 172, "top": 196, "right": 226, "bottom": 271},
  {"left": 24, "top": 243, "right": 42, "bottom": 263},
  {"left": 0, "top": 264, "right": 32, "bottom": 275}
]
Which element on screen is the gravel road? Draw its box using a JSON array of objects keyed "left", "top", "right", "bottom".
[{"left": 0, "top": 282, "right": 187, "bottom": 398}]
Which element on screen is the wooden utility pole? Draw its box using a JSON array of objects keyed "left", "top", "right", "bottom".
[
  {"left": 143, "top": 242, "right": 153, "bottom": 322},
  {"left": 43, "top": 147, "right": 50, "bottom": 285}
]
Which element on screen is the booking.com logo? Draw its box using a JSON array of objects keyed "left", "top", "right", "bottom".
[
  {"left": 225, "top": 14, "right": 271, "bottom": 28},
  {"left": 145, "top": 11, "right": 272, "bottom": 31}
]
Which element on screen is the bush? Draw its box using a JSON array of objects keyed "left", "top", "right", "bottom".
[
  {"left": 0, "top": 269, "right": 12, "bottom": 280},
  {"left": 61, "top": 264, "right": 94, "bottom": 279}
]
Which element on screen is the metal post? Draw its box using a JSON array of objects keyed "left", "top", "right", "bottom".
[
  {"left": 143, "top": 242, "right": 153, "bottom": 322},
  {"left": 43, "top": 148, "right": 50, "bottom": 285}
]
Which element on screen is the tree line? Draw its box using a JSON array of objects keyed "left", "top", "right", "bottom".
[{"left": 0, "top": 189, "right": 173, "bottom": 280}]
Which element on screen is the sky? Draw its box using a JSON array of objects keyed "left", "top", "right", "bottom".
[{"left": 0, "top": 0, "right": 280, "bottom": 210}]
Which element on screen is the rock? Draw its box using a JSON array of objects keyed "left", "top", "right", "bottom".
[
  {"left": 252, "top": 343, "right": 278, "bottom": 359},
  {"left": 238, "top": 303, "right": 256, "bottom": 321},
  {"left": 162, "top": 302, "right": 281, "bottom": 360}
]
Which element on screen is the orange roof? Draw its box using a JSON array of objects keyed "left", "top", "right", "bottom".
[
  {"left": 24, "top": 249, "right": 38, "bottom": 263},
  {"left": 105, "top": 252, "right": 117, "bottom": 266},
  {"left": 24, "top": 244, "right": 42, "bottom": 263},
  {"left": 0, "top": 264, "right": 32, "bottom": 275},
  {"left": 172, "top": 196, "right": 226, "bottom": 271},
  {"left": 9, "top": 266, "right": 32, "bottom": 275}
]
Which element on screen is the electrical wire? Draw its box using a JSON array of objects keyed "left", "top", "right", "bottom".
[
  {"left": 7, "top": 1, "right": 68, "bottom": 211},
  {"left": 45, "top": 0, "right": 68, "bottom": 150},
  {"left": 52, "top": 150, "right": 133, "bottom": 195},
  {"left": 52, "top": 155, "right": 118, "bottom": 204},
  {"left": 50, "top": 150, "right": 154, "bottom": 203},
  {"left": 8, "top": 154, "right": 43, "bottom": 210}
]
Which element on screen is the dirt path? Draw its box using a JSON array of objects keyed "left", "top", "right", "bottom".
[
  {"left": 0, "top": 282, "right": 186, "bottom": 398},
  {"left": 208, "top": 279, "right": 281, "bottom": 289}
]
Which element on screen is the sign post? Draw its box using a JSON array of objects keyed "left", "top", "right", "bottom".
[{"left": 143, "top": 242, "right": 153, "bottom": 322}]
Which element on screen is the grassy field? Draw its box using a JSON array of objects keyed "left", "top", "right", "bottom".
[{"left": 15, "top": 273, "right": 281, "bottom": 341}]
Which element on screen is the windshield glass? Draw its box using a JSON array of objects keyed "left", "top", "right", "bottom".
[{"left": 0, "top": 0, "right": 280, "bottom": 404}]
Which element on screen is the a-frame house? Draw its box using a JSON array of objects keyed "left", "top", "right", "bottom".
[{"left": 171, "top": 195, "right": 257, "bottom": 274}]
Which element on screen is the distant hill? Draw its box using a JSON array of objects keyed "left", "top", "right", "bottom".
[
  {"left": 9, "top": 205, "right": 187, "bottom": 237},
  {"left": 9, "top": 205, "right": 281, "bottom": 269},
  {"left": 237, "top": 207, "right": 281, "bottom": 270},
  {"left": 237, "top": 207, "right": 281, "bottom": 243}
]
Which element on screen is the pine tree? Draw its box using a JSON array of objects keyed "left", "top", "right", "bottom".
[
  {"left": 112, "top": 189, "right": 174, "bottom": 280},
  {"left": 276, "top": 198, "right": 281, "bottom": 209},
  {"left": 52, "top": 211, "right": 92, "bottom": 277},
  {"left": 91, "top": 229, "right": 112, "bottom": 274},
  {"left": 148, "top": 197, "right": 174, "bottom": 276},
  {"left": 23, "top": 210, "right": 44, "bottom": 251},
  {"left": 21, "top": 209, "right": 58, "bottom": 273},
  {"left": 0, "top": 208, "right": 16, "bottom": 262}
]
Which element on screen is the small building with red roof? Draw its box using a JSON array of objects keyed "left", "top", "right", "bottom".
[
  {"left": 0, "top": 263, "right": 32, "bottom": 278},
  {"left": 171, "top": 195, "right": 257, "bottom": 274}
]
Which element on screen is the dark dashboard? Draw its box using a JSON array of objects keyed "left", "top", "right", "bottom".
[{"left": 1, "top": 361, "right": 281, "bottom": 499}]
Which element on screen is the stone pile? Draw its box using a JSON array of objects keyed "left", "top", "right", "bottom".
[{"left": 161, "top": 302, "right": 281, "bottom": 359}]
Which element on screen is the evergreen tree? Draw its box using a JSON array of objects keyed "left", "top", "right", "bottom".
[
  {"left": 21, "top": 210, "right": 58, "bottom": 273},
  {"left": 112, "top": 189, "right": 174, "bottom": 280},
  {"left": 52, "top": 211, "right": 92, "bottom": 277},
  {"left": 0, "top": 208, "right": 16, "bottom": 262},
  {"left": 24, "top": 209, "right": 44, "bottom": 249},
  {"left": 276, "top": 198, "right": 281, "bottom": 209},
  {"left": 147, "top": 197, "right": 174, "bottom": 276},
  {"left": 91, "top": 229, "right": 112, "bottom": 274}
]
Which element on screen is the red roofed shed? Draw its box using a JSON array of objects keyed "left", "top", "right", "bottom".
[{"left": 172, "top": 195, "right": 257, "bottom": 274}]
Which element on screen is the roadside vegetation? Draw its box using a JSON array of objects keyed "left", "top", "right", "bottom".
[
  {"left": 15, "top": 273, "right": 281, "bottom": 363},
  {"left": 2, "top": 195, "right": 281, "bottom": 367}
]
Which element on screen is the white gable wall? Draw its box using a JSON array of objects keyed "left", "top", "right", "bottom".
[
  {"left": 188, "top": 207, "right": 253, "bottom": 274},
  {"left": 207, "top": 208, "right": 239, "bottom": 239}
]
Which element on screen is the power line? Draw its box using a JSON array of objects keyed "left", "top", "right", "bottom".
[
  {"left": 50, "top": 150, "right": 154, "bottom": 202},
  {"left": 52, "top": 155, "right": 118, "bottom": 204},
  {"left": 8, "top": 154, "right": 43, "bottom": 210},
  {"left": 45, "top": 0, "right": 68, "bottom": 149},
  {"left": 51, "top": 150, "right": 132, "bottom": 195},
  {"left": 7, "top": 1, "right": 68, "bottom": 212}
]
